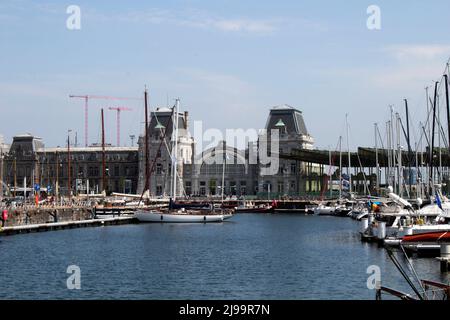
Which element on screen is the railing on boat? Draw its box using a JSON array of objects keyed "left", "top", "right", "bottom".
[{"left": 376, "top": 280, "right": 450, "bottom": 300}]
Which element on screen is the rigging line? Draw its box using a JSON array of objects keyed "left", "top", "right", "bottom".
[
  {"left": 327, "top": 135, "right": 343, "bottom": 175},
  {"left": 356, "top": 152, "right": 371, "bottom": 196},
  {"left": 386, "top": 247, "right": 424, "bottom": 300},
  {"left": 399, "top": 244, "right": 427, "bottom": 298},
  {"left": 376, "top": 123, "right": 385, "bottom": 150},
  {"left": 149, "top": 106, "right": 175, "bottom": 181},
  {"left": 398, "top": 117, "right": 413, "bottom": 165}
]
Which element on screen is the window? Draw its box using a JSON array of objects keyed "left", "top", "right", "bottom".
[
  {"left": 278, "top": 181, "right": 284, "bottom": 193},
  {"left": 230, "top": 181, "right": 236, "bottom": 195},
  {"left": 185, "top": 181, "right": 192, "bottom": 195},
  {"left": 114, "top": 166, "right": 120, "bottom": 177},
  {"left": 290, "top": 181, "right": 296, "bottom": 191},
  {"left": 265, "top": 181, "right": 272, "bottom": 192},
  {"left": 209, "top": 180, "right": 217, "bottom": 195},
  {"left": 240, "top": 181, "right": 247, "bottom": 195},
  {"left": 156, "top": 185, "right": 163, "bottom": 195},
  {"left": 291, "top": 162, "right": 297, "bottom": 174},
  {"left": 156, "top": 163, "right": 162, "bottom": 175},
  {"left": 88, "top": 166, "right": 99, "bottom": 177},
  {"left": 200, "top": 181, "right": 206, "bottom": 196}
]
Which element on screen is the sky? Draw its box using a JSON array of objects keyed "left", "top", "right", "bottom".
[{"left": 2, "top": 0, "right": 450, "bottom": 152}]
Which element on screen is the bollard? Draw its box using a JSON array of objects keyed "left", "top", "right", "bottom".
[
  {"left": 440, "top": 244, "right": 450, "bottom": 272},
  {"left": 377, "top": 221, "right": 386, "bottom": 240},
  {"left": 361, "top": 218, "right": 369, "bottom": 233},
  {"left": 440, "top": 244, "right": 450, "bottom": 258}
]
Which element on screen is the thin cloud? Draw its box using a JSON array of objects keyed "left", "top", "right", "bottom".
[
  {"left": 86, "top": 8, "right": 279, "bottom": 35},
  {"left": 384, "top": 44, "right": 450, "bottom": 61},
  {"left": 208, "top": 18, "right": 276, "bottom": 33}
]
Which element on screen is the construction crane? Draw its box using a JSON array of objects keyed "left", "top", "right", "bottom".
[
  {"left": 69, "top": 95, "right": 142, "bottom": 147},
  {"left": 108, "top": 107, "right": 133, "bottom": 147}
]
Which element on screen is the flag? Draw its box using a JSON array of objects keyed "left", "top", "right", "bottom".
[{"left": 436, "top": 192, "right": 443, "bottom": 210}]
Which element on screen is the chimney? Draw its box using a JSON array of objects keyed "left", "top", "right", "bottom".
[{"left": 184, "top": 111, "right": 188, "bottom": 130}]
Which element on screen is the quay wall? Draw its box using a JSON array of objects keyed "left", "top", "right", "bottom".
[{"left": 0, "top": 206, "right": 93, "bottom": 227}]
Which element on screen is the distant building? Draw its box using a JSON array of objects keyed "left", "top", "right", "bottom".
[
  {"left": 0, "top": 134, "right": 10, "bottom": 154},
  {"left": 2, "top": 104, "right": 317, "bottom": 198},
  {"left": 184, "top": 141, "right": 259, "bottom": 197},
  {"left": 138, "top": 104, "right": 317, "bottom": 198},
  {"left": 3, "top": 134, "right": 139, "bottom": 196},
  {"left": 137, "top": 107, "right": 194, "bottom": 196},
  {"left": 258, "top": 105, "right": 315, "bottom": 197}
]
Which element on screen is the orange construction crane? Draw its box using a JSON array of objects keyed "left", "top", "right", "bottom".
[
  {"left": 108, "top": 107, "right": 133, "bottom": 147},
  {"left": 69, "top": 95, "right": 141, "bottom": 147}
]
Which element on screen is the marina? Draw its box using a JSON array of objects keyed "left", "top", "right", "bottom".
[
  {"left": 4, "top": 1, "right": 450, "bottom": 305},
  {"left": 0, "top": 213, "right": 447, "bottom": 300}
]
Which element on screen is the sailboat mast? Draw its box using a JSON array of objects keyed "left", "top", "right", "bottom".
[
  {"left": 375, "top": 123, "right": 379, "bottom": 193},
  {"left": 101, "top": 108, "right": 107, "bottom": 194},
  {"left": 430, "top": 81, "right": 438, "bottom": 194},
  {"left": 13, "top": 156, "right": 17, "bottom": 197},
  {"left": 67, "top": 130, "right": 71, "bottom": 201},
  {"left": 438, "top": 93, "right": 442, "bottom": 184},
  {"left": 390, "top": 106, "right": 397, "bottom": 193},
  {"left": 339, "top": 135, "right": 342, "bottom": 199},
  {"left": 396, "top": 113, "right": 402, "bottom": 197},
  {"left": 404, "top": 99, "right": 412, "bottom": 195},
  {"left": 345, "top": 114, "right": 352, "bottom": 195},
  {"left": 444, "top": 74, "right": 450, "bottom": 154},
  {"left": 221, "top": 141, "right": 226, "bottom": 203},
  {"left": 144, "top": 89, "right": 149, "bottom": 193},
  {"left": 386, "top": 121, "right": 391, "bottom": 188},
  {"left": 172, "top": 99, "right": 180, "bottom": 200}
]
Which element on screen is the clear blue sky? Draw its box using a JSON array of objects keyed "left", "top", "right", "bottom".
[{"left": 1, "top": 0, "right": 450, "bottom": 150}]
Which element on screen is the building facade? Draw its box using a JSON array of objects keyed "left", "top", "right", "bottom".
[
  {"left": 138, "top": 104, "right": 317, "bottom": 198},
  {"left": 137, "top": 107, "right": 195, "bottom": 196},
  {"left": 1, "top": 104, "right": 317, "bottom": 199},
  {"left": 3, "top": 134, "right": 139, "bottom": 196}
]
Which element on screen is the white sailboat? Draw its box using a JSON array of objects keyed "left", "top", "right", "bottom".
[{"left": 134, "top": 97, "right": 232, "bottom": 223}]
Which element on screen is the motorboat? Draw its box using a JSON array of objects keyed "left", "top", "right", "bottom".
[{"left": 313, "top": 202, "right": 336, "bottom": 216}]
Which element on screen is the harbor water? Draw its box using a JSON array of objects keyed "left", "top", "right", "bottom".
[{"left": 0, "top": 214, "right": 448, "bottom": 299}]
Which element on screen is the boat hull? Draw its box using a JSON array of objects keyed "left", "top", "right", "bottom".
[
  {"left": 403, "top": 231, "right": 450, "bottom": 243},
  {"left": 314, "top": 207, "right": 335, "bottom": 216},
  {"left": 134, "top": 210, "right": 225, "bottom": 223}
]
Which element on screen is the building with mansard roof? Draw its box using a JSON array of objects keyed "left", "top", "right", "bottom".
[
  {"left": 138, "top": 104, "right": 319, "bottom": 198},
  {"left": 1, "top": 104, "right": 320, "bottom": 199}
]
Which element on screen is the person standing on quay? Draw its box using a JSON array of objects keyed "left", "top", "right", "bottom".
[{"left": 1, "top": 209, "right": 8, "bottom": 227}]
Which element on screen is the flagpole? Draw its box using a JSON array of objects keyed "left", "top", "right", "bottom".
[{"left": 221, "top": 142, "right": 226, "bottom": 204}]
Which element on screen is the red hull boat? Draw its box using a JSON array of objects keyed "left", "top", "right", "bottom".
[{"left": 403, "top": 231, "right": 450, "bottom": 243}]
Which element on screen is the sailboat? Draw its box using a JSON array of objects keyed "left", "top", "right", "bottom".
[{"left": 134, "top": 96, "right": 233, "bottom": 223}]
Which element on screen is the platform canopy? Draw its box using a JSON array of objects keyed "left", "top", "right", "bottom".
[{"left": 281, "top": 147, "right": 450, "bottom": 167}]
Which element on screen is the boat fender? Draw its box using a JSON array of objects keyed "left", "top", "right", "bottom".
[
  {"left": 203, "top": 216, "right": 206, "bottom": 221},
  {"left": 160, "top": 215, "right": 163, "bottom": 221}
]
